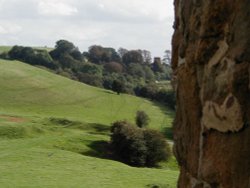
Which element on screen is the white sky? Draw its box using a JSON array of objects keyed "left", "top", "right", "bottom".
[{"left": 0, "top": 0, "right": 174, "bottom": 57}]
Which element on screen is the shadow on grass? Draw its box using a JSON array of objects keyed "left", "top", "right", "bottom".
[
  {"left": 163, "top": 127, "right": 173, "bottom": 140},
  {"left": 88, "top": 123, "right": 111, "bottom": 135},
  {"left": 102, "top": 90, "right": 115, "bottom": 95},
  {"left": 82, "top": 140, "right": 113, "bottom": 159},
  {"left": 146, "top": 183, "right": 171, "bottom": 188},
  {"left": 144, "top": 100, "right": 175, "bottom": 141},
  {"left": 48, "top": 117, "right": 111, "bottom": 135}
]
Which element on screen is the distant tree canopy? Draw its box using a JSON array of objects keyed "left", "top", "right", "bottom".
[
  {"left": 55, "top": 40, "right": 75, "bottom": 54},
  {"left": 4, "top": 40, "right": 175, "bottom": 109},
  {"left": 162, "top": 50, "right": 171, "bottom": 65},
  {"left": 8, "top": 46, "right": 56, "bottom": 69},
  {"left": 138, "top": 49, "right": 152, "bottom": 64},
  {"left": 50, "top": 40, "right": 82, "bottom": 61},
  {"left": 152, "top": 57, "right": 164, "bottom": 73},
  {"left": 117, "top": 47, "right": 128, "bottom": 58},
  {"left": 122, "top": 50, "right": 143, "bottom": 65},
  {"left": 128, "top": 63, "right": 145, "bottom": 79},
  {"left": 87, "top": 45, "right": 121, "bottom": 64},
  {"left": 104, "top": 62, "right": 123, "bottom": 73}
]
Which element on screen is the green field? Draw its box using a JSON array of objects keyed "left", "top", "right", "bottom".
[
  {"left": 0, "top": 46, "right": 53, "bottom": 54},
  {"left": 0, "top": 46, "right": 12, "bottom": 54},
  {"left": 0, "top": 59, "right": 178, "bottom": 187}
]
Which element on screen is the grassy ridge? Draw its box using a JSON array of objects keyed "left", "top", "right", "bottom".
[
  {"left": 0, "top": 46, "right": 12, "bottom": 53},
  {"left": 0, "top": 59, "right": 173, "bottom": 129},
  {"left": 0, "top": 46, "right": 52, "bottom": 54},
  {"left": 0, "top": 59, "right": 178, "bottom": 187}
]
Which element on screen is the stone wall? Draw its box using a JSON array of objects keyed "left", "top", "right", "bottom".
[{"left": 172, "top": 0, "right": 250, "bottom": 187}]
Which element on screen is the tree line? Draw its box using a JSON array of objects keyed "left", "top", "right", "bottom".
[{"left": 1, "top": 40, "right": 175, "bottom": 109}]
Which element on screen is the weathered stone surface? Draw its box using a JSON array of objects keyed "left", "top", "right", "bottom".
[
  {"left": 202, "top": 93, "right": 243, "bottom": 132},
  {"left": 172, "top": 0, "right": 250, "bottom": 187}
]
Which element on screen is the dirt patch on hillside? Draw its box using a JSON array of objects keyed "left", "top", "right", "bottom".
[{"left": 0, "top": 115, "right": 27, "bottom": 123}]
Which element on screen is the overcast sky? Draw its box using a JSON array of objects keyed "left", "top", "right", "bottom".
[{"left": 0, "top": 0, "right": 174, "bottom": 57}]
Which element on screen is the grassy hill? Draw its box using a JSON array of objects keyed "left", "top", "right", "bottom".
[
  {"left": 0, "top": 46, "right": 52, "bottom": 54},
  {"left": 0, "top": 59, "right": 178, "bottom": 187},
  {"left": 0, "top": 46, "right": 12, "bottom": 54}
]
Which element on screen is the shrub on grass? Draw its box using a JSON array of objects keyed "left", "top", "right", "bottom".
[
  {"left": 111, "top": 80, "right": 125, "bottom": 94},
  {"left": 136, "top": 110, "right": 150, "bottom": 128},
  {"left": 110, "top": 120, "right": 171, "bottom": 167},
  {"left": 110, "top": 121, "right": 147, "bottom": 166},
  {"left": 143, "top": 129, "right": 171, "bottom": 167}
]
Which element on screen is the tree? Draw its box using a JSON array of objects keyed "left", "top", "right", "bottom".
[
  {"left": 88, "top": 45, "right": 105, "bottom": 64},
  {"left": 143, "top": 66, "right": 155, "bottom": 81},
  {"left": 77, "top": 73, "right": 103, "bottom": 87},
  {"left": 155, "top": 89, "right": 176, "bottom": 110},
  {"left": 88, "top": 45, "right": 121, "bottom": 64},
  {"left": 58, "top": 53, "right": 78, "bottom": 69},
  {"left": 136, "top": 111, "right": 150, "bottom": 128},
  {"left": 8, "top": 46, "right": 56, "bottom": 69},
  {"left": 137, "top": 84, "right": 158, "bottom": 99},
  {"left": 70, "top": 49, "right": 83, "bottom": 61},
  {"left": 50, "top": 40, "right": 74, "bottom": 59},
  {"left": 122, "top": 50, "right": 143, "bottom": 65},
  {"left": 104, "top": 47, "right": 121, "bottom": 63},
  {"left": 162, "top": 50, "right": 171, "bottom": 65},
  {"left": 127, "top": 63, "right": 145, "bottom": 79},
  {"left": 21, "top": 47, "right": 34, "bottom": 62},
  {"left": 112, "top": 80, "right": 125, "bottom": 94},
  {"left": 104, "top": 62, "right": 123, "bottom": 73},
  {"left": 152, "top": 57, "right": 164, "bottom": 73},
  {"left": 55, "top": 40, "right": 75, "bottom": 53},
  {"left": 50, "top": 40, "right": 82, "bottom": 61},
  {"left": 117, "top": 47, "right": 128, "bottom": 58},
  {"left": 8, "top": 46, "right": 26, "bottom": 60},
  {"left": 77, "top": 63, "right": 102, "bottom": 75},
  {"left": 82, "top": 51, "right": 90, "bottom": 61},
  {"left": 138, "top": 49, "right": 152, "bottom": 64},
  {"left": 33, "top": 50, "right": 56, "bottom": 69}
]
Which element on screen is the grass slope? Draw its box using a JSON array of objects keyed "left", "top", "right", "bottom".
[
  {"left": 0, "top": 46, "right": 52, "bottom": 54},
  {"left": 0, "top": 46, "right": 12, "bottom": 53},
  {"left": 0, "top": 59, "right": 178, "bottom": 187},
  {"left": 0, "top": 59, "right": 173, "bottom": 129}
]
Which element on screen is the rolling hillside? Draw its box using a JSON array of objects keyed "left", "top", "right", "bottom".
[{"left": 0, "top": 59, "right": 178, "bottom": 187}]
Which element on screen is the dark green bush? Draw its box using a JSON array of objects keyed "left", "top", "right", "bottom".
[
  {"left": 77, "top": 73, "right": 103, "bottom": 87},
  {"left": 136, "top": 110, "right": 150, "bottom": 128},
  {"left": 8, "top": 46, "right": 57, "bottom": 69},
  {"left": 135, "top": 84, "right": 176, "bottom": 110},
  {"left": 110, "top": 120, "right": 171, "bottom": 167},
  {"left": 143, "top": 129, "right": 171, "bottom": 166},
  {"left": 110, "top": 121, "right": 147, "bottom": 166},
  {"left": 111, "top": 80, "right": 125, "bottom": 94}
]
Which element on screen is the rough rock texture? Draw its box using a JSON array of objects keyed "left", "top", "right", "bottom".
[{"left": 172, "top": 0, "right": 250, "bottom": 187}]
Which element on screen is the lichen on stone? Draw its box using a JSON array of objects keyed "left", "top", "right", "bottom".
[{"left": 202, "top": 93, "right": 244, "bottom": 132}]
